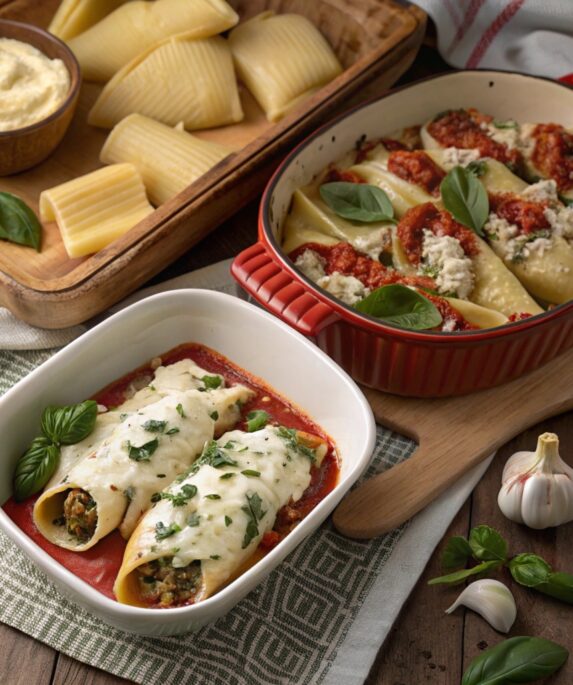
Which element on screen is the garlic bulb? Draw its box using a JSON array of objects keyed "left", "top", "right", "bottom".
[
  {"left": 446, "top": 579, "right": 516, "bottom": 633},
  {"left": 497, "top": 433, "right": 573, "bottom": 529}
]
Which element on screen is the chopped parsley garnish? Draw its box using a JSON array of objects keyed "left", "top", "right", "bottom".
[
  {"left": 277, "top": 426, "right": 316, "bottom": 463},
  {"left": 176, "top": 403, "right": 185, "bottom": 418},
  {"left": 210, "top": 554, "right": 221, "bottom": 560},
  {"left": 202, "top": 375, "right": 223, "bottom": 389},
  {"left": 225, "top": 516, "right": 232, "bottom": 527},
  {"left": 223, "top": 441, "right": 237, "bottom": 449},
  {"left": 194, "top": 440, "right": 238, "bottom": 470},
  {"left": 156, "top": 473, "right": 166, "bottom": 478},
  {"left": 493, "top": 119, "right": 517, "bottom": 129},
  {"left": 205, "top": 494, "right": 221, "bottom": 500},
  {"left": 154, "top": 521, "right": 181, "bottom": 541},
  {"left": 123, "top": 486, "right": 135, "bottom": 501},
  {"left": 142, "top": 419, "right": 167, "bottom": 433},
  {"left": 241, "top": 492, "right": 267, "bottom": 549},
  {"left": 151, "top": 484, "right": 197, "bottom": 506},
  {"left": 166, "top": 427, "right": 180, "bottom": 435},
  {"left": 246, "top": 410, "right": 270, "bottom": 432},
  {"left": 220, "top": 473, "right": 235, "bottom": 480},
  {"left": 210, "top": 411, "right": 219, "bottom": 421},
  {"left": 187, "top": 512, "right": 201, "bottom": 527},
  {"left": 127, "top": 437, "right": 159, "bottom": 462},
  {"left": 119, "top": 413, "right": 128, "bottom": 421},
  {"left": 241, "top": 470, "right": 261, "bottom": 478}
]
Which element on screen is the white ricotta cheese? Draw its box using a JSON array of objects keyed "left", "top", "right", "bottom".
[
  {"left": 481, "top": 120, "right": 519, "bottom": 149},
  {"left": 420, "top": 229, "right": 474, "bottom": 299},
  {"left": 520, "top": 180, "right": 558, "bottom": 204},
  {"left": 294, "top": 249, "right": 326, "bottom": 282},
  {"left": 440, "top": 147, "right": 481, "bottom": 170},
  {"left": 317, "top": 272, "right": 370, "bottom": 305},
  {"left": 351, "top": 227, "right": 392, "bottom": 261},
  {"left": 544, "top": 205, "right": 573, "bottom": 240},
  {"left": 485, "top": 212, "right": 552, "bottom": 262}
]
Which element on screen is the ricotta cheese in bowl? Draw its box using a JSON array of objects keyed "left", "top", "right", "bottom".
[{"left": 0, "top": 37, "right": 70, "bottom": 131}]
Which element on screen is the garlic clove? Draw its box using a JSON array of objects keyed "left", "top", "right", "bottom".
[{"left": 445, "top": 579, "right": 516, "bottom": 633}]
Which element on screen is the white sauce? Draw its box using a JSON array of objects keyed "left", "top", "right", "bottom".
[{"left": 0, "top": 37, "right": 70, "bottom": 131}]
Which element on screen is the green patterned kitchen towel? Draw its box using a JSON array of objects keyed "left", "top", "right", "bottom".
[{"left": 0, "top": 262, "right": 491, "bottom": 685}]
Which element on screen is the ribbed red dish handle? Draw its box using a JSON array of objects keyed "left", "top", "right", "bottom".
[{"left": 231, "top": 243, "right": 339, "bottom": 337}]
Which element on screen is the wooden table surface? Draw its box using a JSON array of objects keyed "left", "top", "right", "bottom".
[{"left": 1, "top": 35, "right": 572, "bottom": 685}]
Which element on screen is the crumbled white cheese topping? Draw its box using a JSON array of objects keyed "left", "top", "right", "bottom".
[
  {"left": 442, "top": 318, "right": 457, "bottom": 333},
  {"left": 544, "top": 205, "right": 573, "bottom": 240},
  {"left": 484, "top": 212, "right": 553, "bottom": 262},
  {"left": 351, "top": 227, "right": 392, "bottom": 261},
  {"left": 480, "top": 120, "right": 519, "bottom": 149},
  {"left": 294, "top": 249, "right": 326, "bottom": 282},
  {"left": 420, "top": 229, "right": 474, "bottom": 299},
  {"left": 440, "top": 147, "right": 481, "bottom": 170},
  {"left": 520, "top": 179, "right": 559, "bottom": 204},
  {"left": 517, "top": 122, "right": 537, "bottom": 157},
  {"left": 317, "top": 273, "right": 370, "bottom": 305}
]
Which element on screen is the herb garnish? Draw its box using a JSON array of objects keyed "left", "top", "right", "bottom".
[
  {"left": 0, "top": 191, "right": 42, "bottom": 251},
  {"left": 202, "top": 375, "right": 222, "bottom": 389},
  {"left": 142, "top": 419, "right": 167, "bottom": 433},
  {"left": 466, "top": 160, "right": 488, "bottom": 177},
  {"left": 210, "top": 411, "right": 219, "bottom": 421},
  {"left": 246, "top": 410, "right": 270, "bottom": 432},
  {"left": 127, "top": 438, "right": 159, "bottom": 462},
  {"left": 241, "top": 492, "right": 267, "bottom": 549},
  {"left": 220, "top": 473, "right": 235, "bottom": 480},
  {"left": 165, "top": 427, "right": 180, "bottom": 435},
  {"left": 225, "top": 516, "right": 232, "bottom": 527},
  {"left": 205, "top": 494, "right": 221, "bottom": 500},
  {"left": 210, "top": 555, "right": 221, "bottom": 560},
  {"left": 493, "top": 119, "right": 518, "bottom": 129},
  {"left": 241, "top": 470, "right": 261, "bottom": 478},
  {"left": 440, "top": 166, "right": 489, "bottom": 237},
  {"left": 277, "top": 426, "right": 317, "bottom": 463},
  {"left": 151, "top": 484, "right": 197, "bottom": 507},
  {"left": 194, "top": 440, "right": 238, "bottom": 470},
  {"left": 176, "top": 403, "right": 185, "bottom": 418},
  {"left": 13, "top": 400, "right": 98, "bottom": 501},
  {"left": 123, "top": 486, "right": 135, "bottom": 501},
  {"left": 355, "top": 284, "right": 442, "bottom": 331},
  {"left": 319, "top": 182, "right": 396, "bottom": 223},
  {"left": 155, "top": 522, "right": 181, "bottom": 541},
  {"left": 187, "top": 512, "right": 201, "bottom": 527}
]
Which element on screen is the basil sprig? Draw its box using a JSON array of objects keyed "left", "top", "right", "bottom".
[
  {"left": 0, "top": 192, "right": 42, "bottom": 251},
  {"left": 462, "top": 636, "right": 568, "bottom": 685},
  {"left": 440, "top": 166, "right": 489, "bottom": 237},
  {"left": 319, "top": 182, "right": 396, "bottom": 223},
  {"left": 429, "top": 525, "right": 573, "bottom": 604},
  {"left": 355, "top": 284, "right": 442, "bottom": 331},
  {"left": 13, "top": 400, "right": 98, "bottom": 501},
  {"left": 509, "top": 554, "right": 573, "bottom": 604}
]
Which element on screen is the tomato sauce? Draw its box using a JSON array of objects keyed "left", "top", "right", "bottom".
[
  {"left": 490, "top": 192, "right": 550, "bottom": 235},
  {"left": 323, "top": 166, "right": 366, "bottom": 184},
  {"left": 428, "top": 109, "right": 522, "bottom": 168},
  {"left": 531, "top": 123, "right": 573, "bottom": 192},
  {"left": 387, "top": 150, "right": 445, "bottom": 196},
  {"left": 396, "top": 203, "right": 478, "bottom": 265},
  {"left": 3, "top": 344, "right": 339, "bottom": 600},
  {"left": 289, "top": 241, "right": 476, "bottom": 331}
]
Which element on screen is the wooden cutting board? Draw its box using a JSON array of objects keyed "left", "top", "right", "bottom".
[{"left": 333, "top": 346, "right": 573, "bottom": 539}]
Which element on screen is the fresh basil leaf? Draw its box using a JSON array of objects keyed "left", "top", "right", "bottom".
[
  {"left": 468, "top": 525, "right": 508, "bottom": 562},
  {"left": 319, "top": 182, "right": 396, "bottom": 223},
  {"left": 127, "top": 438, "right": 159, "bottom": 462},
  {"left": 462, "top": 636, "right": 568, "bottom": 685},
  {"left": 428, "top": 560, "right": 500, "bottom": 586},
  {"left": 440, "top": 166, "right": 489, "bottom": 237},
  {"left": 246, "top": 410, "right": 270, "bottom": 432},
  {"left": 442, "top": 536, "right": 474, "bottom": 570},
  {"left": 0, "top": 192, "right": 42, "bottom": 251},
  {"left": 510, "top": 554, "right": 573, "bottom": 604},
  {"left": 13, "top": 437, "right": 60, "bottom": 501},
  {"left": 355, "top": 284, "right": 442, "bottom": 331},
  {"left": 466, "top": 160, "right": 488, "bottom": 177},
  {"left": 41, "top": 400, "right": 98, "bottom": 445}
]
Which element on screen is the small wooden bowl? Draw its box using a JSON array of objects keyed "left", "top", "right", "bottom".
[{"left": 0, "top": 19, "right": 81, "bottom": 176}]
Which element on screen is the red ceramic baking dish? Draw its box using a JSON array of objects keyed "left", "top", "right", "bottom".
[{"left": 232, "top": 71, "right": 573, "bottom": 397}]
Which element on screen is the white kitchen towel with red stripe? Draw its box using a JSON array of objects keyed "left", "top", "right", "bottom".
[{"left": 414, "top": 0, "right": 573, "bottom": 79}]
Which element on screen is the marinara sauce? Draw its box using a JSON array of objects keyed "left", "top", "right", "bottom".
[
  {"left": 387, "top": 150, "right": 445, "bottom": 196},
  {"left": 531, "top": 123, "right": 573, "bottom": 192},
  {"left": 490, "top": 192, "right": 550, "bottom": 235},
  {"left": 4, "top": 344, "right": 339, "bottom": 599},
  {"left": 428, "top": 109, "right": 522, "bottom": 169}
]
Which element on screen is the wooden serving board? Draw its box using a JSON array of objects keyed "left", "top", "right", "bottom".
[
  {"left": 0, "top": 0, "right": 426, "bottom": 328},
  {"left": 333, "top": 346, "right": 573, "bottom": 539}
]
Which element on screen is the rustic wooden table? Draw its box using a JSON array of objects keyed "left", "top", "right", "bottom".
[{"left": 1, "top": 38, "right": 572, "bottom": 685}]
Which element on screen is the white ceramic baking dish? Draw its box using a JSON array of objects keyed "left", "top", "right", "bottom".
[{"left": 0, "top": 289, "right": 376, "bottom": 636}]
